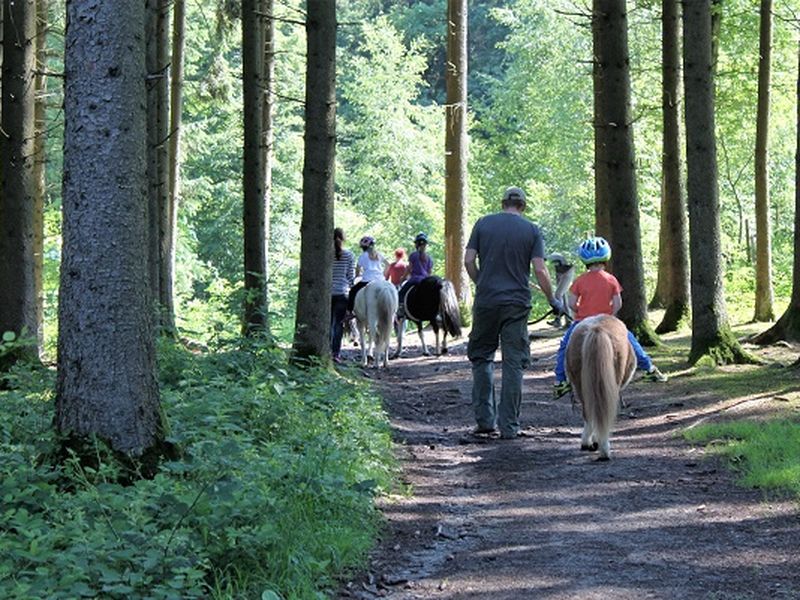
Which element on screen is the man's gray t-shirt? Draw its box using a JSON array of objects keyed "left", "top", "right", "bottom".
[{"left": 466, "top": 212, "right": 545, "bottom": 308}]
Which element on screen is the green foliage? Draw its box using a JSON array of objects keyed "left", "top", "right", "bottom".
[
  {"left": 337, "top": 16, "right": 445, "bottom": 261},
  {"left": 0, "top": 343, "right": 395, "bottom": 598},
  {"left": 685, "top": 419, "right": 800, "bottom": 497}
]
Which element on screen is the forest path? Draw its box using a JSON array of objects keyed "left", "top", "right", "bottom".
[{"left": 338, "top": 325, "right": 800, "bottom": 600}]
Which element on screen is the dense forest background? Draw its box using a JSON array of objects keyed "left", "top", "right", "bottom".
[{"left": 27, "top": 0, "right": 798, "bottom": 352}]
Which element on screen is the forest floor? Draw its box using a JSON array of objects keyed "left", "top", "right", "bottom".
[{"left": 337, "top": 321, "right": 800, "bottom": 600}]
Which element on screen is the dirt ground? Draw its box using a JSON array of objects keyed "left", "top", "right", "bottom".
[{"left": 338, "top": 322, "right": 800, "bottom": 600}]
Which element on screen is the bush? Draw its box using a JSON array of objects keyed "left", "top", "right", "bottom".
[{"left": 0, "top": 342, "right": 395, "bottom": 599}]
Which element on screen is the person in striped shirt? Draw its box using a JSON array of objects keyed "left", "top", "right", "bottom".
[{"left": 331, "top": 228, "right": 355, "bottom": 363}]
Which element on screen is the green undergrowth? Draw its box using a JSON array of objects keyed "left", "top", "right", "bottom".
[
  {"left": 0, "top": 340, "right": 396, "bottom": 599},
  {"left": 684, "top": 419, "right": 800, "bottom": 498}
]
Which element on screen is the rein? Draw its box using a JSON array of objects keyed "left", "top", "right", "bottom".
[{"left": 527, "top": 308, "right": 554, "bottom": 326}]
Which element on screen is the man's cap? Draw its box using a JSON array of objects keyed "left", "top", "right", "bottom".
[{"left": 502, "top": 186, "right": 526, "bottom": 204}]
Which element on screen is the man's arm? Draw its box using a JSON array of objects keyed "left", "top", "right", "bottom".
[
  {"left": 464, "top": 248, "right": 479, "bottom": 283},
  {"left": 532, "top": 256, "right": 556, "bottom": 302}
]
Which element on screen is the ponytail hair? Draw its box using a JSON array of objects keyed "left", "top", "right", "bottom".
[{"left": 334, "top": 227, "right": 344, "bottom": 260}]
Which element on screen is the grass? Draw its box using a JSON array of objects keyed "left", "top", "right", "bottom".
[
  {"left": 684, "top": 419, "right": 800, "bottom": 496},
  {"left": 648, "top": 319, "right": 800, "bottom": 501}
]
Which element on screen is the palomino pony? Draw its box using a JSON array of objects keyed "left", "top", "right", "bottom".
[
  {"left": 393, "top": 276, "right": 462, "bottom": 358},
  {"left": 565, "top": 314, "right": 636, "bottom": 461},
  {"left": 353, "top": 279, "right": 399, "bottom": 368}
]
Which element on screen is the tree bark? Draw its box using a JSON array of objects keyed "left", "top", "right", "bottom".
[
  {"left": 654, "top": 0, "right": 690, "bottom": 334},
  {"left": 683, "top": 0, "right": 751, "bottom": 365},
  {"left": 592, "top": 1, "right": 611, "bottom": 243},
  {"left": 592, "top": 0, "right": 657, "bottom": 345},
  {"left": 146, "top": 0, "right": 172, "bottom": 334},
  {"left": 0, "top": 0, "right": 39, "bottom": 358},
  {"left": 444, "top": 0, "right": 469, "bottom": 305},
  {"left": 32, "top": 0, "right": 48, "bottom": 351},
  {"left": 57, "top": 0, "right": 162, "bottom": 456},
  {"left": 752, "top": 39, "right": 800, "bottom": 345},
  {"left": 261, "top": 0, "right": 275, "bottom": 333},
  {"left": 165, "top": 0, "right": 185, "bottom": 336},
  {"left": 292, "top": 1, "right": 336, "bottom": 363},
  {"left": 242, "top": 0, "right": 268, "bottom": 335},
  {"left": 753, "top": 0, "right": 774, "bottom": 322}
]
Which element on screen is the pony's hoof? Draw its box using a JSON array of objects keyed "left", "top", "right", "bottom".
[
  {"left": 580, "top": 443, "right": 598, "bottom": 452},
  {"left": 441, "top": 347, "right": 449, "bottom": 355},
  {"left": 422, "top": 351, "right": 431, "bottom": 357},
  {"left": 595, "top": 455, "right": 611, "bottom": 462}
]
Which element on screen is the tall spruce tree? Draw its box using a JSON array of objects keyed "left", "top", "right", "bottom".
[
  {"left": 292, "top": 1, "right": 336, "bottom": 363},
  {"left": 682, "top": 0, "right": 751, "bottom": 364},
  {"left": 56, "top": 0, "right": 163, "bottom": 456},
  {"left": 592, "top": 0, "right": 657, "bottom": 344},
  {"left": 0, "top": 0, "right": 39, "bottom": 360},
  {"left": 444, "top": 0, "right": 468, "bottom": 304},
  {"left": 653, "top": 0, "right": 690, "bottom": 334}
]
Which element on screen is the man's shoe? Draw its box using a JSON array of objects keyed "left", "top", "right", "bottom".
[
  {"left": 645, "top": 367, "right": 668, "bottom": 382},
  {"left": 553, "top": 380, "right": 572, "bottom": 399},
  {"left": 472, "top": 426, "right": 498, "bottom": 437}
]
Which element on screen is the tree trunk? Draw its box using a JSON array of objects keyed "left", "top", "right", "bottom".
[
  {"left": 165, "top": 0, "right": 185, "bottom": 336},
  {"left": 752, "top": 39, "right": 800, "bottom": 345},
  {"left": 592, "top": 1, "right": 611, "bottom": 243},
  {"left": 683, "top": 0, "right": 751, "bottom": 365},
  {"left": 593, "top": 0, "right": 657, "bottom": 345},
  {"left": 654, "top": 0, "right": 690, "bottom": 334},
  {"left": 242, "top": 0, "right": 268, "bottom": 335},
  {"left": 261, "top": 0, "right": 275, "bottom": 333},
  {"left": 57, "top": 0, "right": 163, "bottom": 457},
  {"left": 146, "top": 0, "right": 172, "bottom": 334},
  {"left": 444, "top": 0, "right": 469, "bottom": 305},
  {"left": 32, "top": 0, "right": 48, "bottom": 351},
  {"left": 292, "top": 1, "right": 336, "bottom": 363},
  {"left": 753, "top": 0, "right": 774, "bottom": 322},
  {"left": 0, "top": 0, "right": 39, "bottom": 359}
]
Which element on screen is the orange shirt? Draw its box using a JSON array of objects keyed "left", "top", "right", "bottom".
[
  {"left": 570, "top": 269, "right": 622, "bottom": 321},
  {"left": 385, "top": 260, "right": 407, "bottom": 285}
]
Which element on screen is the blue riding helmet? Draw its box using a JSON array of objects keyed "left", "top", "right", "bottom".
[
  {"left": 414, "top": 232, "right": 429, "bottom": 246},
  {"left": 578, "top": 236, "right": 611, "bottom": 265},
  {"left": 359, "top": 235, "right": 375, "bottom": 250}
]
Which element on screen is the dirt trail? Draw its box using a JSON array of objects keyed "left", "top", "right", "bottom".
[{"left": 339, "top": 326, "right": 800, "bottom": 600}]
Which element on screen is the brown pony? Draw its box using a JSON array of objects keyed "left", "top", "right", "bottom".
[{"left": 565, "top": 314, "right": 636, "bottom": 461}]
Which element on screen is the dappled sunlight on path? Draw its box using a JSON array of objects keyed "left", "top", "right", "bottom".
[{"left": 339, "top": 325, "right": 800, "bottom": 600}]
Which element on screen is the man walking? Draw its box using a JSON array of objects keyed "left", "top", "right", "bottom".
[{"left": 464, "top": 186, "right": 563, "bottom": 439}]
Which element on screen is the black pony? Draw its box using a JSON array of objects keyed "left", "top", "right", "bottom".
[{"left": 393, "top": 276, "right": 462, "bottom": 357}]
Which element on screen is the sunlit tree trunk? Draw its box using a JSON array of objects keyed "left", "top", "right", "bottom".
[
  {"left": 654, "top": 0, "right": 690, "bottom": 334},
  {"left": 592, "top": 0, "right": 656, "bottom": 345},
  {"left": 243, "top": 0, "right": 268, "bottom": 335},
  {"left": 753, "top": 0, "right": 774, "bottom": 322},
  {"left": 165, "top": 0, "right": 185, "bottom": 336},
  {"left": 752, "top": 40, "right": 800, "bottom": 345},
  {"left": 146, "top": 0, "right": 172, "bottom": 334},
  {"left": 683, "top": 0, "right": 751, "bottom": 364},
  {"left": 0, "top": 0, "right": 39, "bottom": 359},
  {"left": 57, "top": 0, "right": 163, "bottom": 456},
  {"left": 592, "top": 1, "right": 611, "bottom": 243},
  {"left": 444, "top": 0, "right": 469, "bottom": 305},
  {"left": 261, "top": 0, "right": 275, "bottom": 332},
  {"left": 32, "top": 0, "right": 48, "bottom": 351},
  {"left": 292, "top": 1, "right": 336, "bottom": 363}
]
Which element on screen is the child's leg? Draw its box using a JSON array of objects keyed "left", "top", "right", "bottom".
[
  {"left": 554, "top": 321, "right": 578, "bottom": 382},
  {"left": 626, "top": 330, "right": 654, "bottom": 371}
]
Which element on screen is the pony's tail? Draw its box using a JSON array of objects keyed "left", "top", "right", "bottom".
[
  {"left": 376, "top": 284, "right": 397, "bottom": 349},
  {"left": 439, "top": 280, "right": 462, "bottom": 338},
  {"left": 581, "top": 327, "right": 619, "bottom": 441}
]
